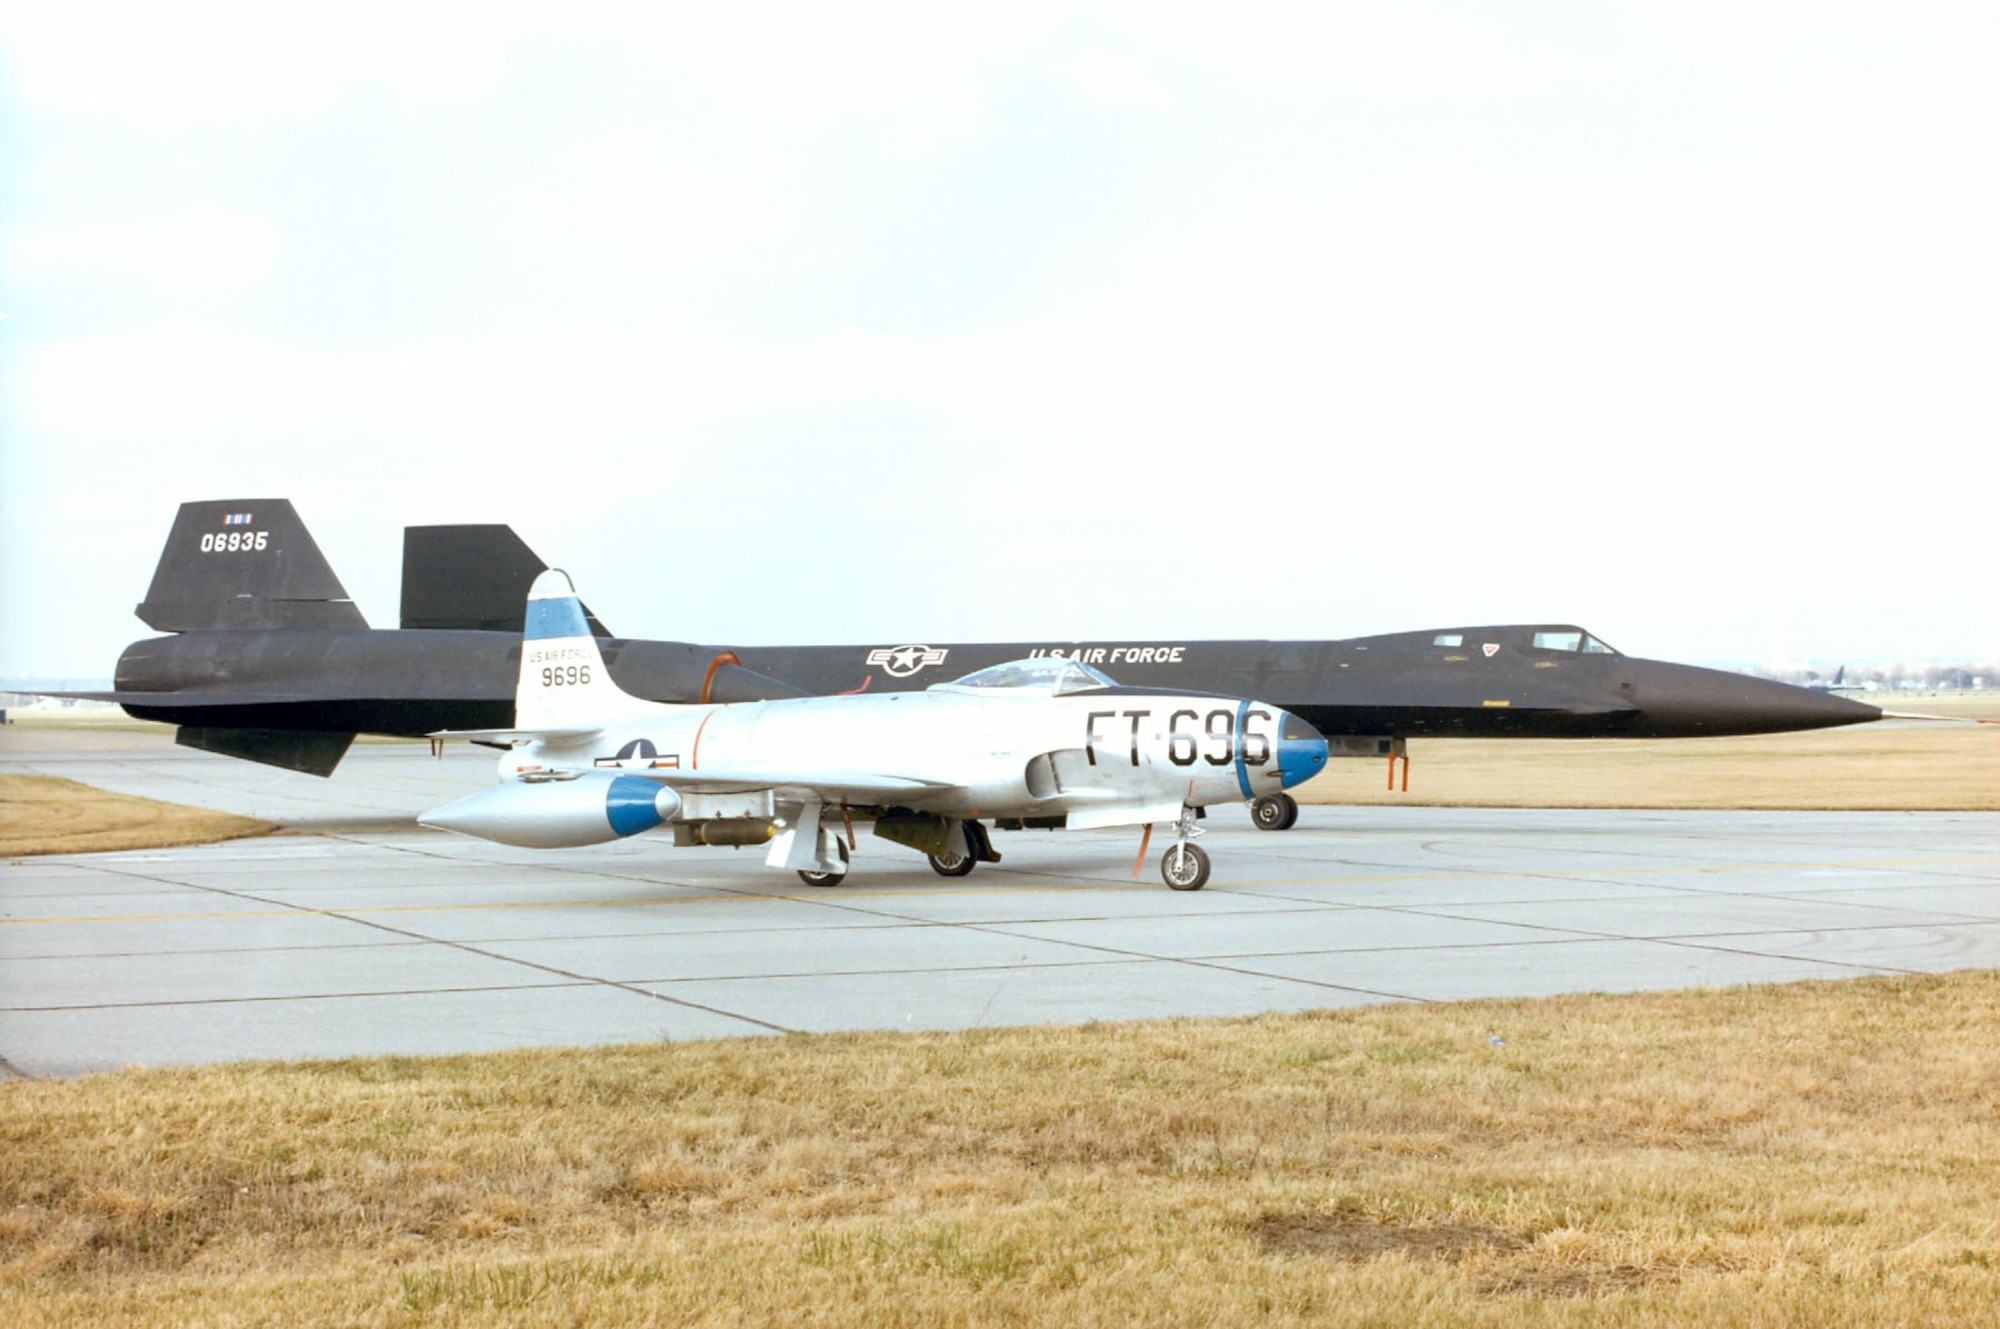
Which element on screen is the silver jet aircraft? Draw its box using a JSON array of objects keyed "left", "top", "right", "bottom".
[{"left": 420, "top": 571, "right": 1330, "bottom": 889}]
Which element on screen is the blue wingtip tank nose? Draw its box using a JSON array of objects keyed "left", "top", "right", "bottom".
[{"left": 1276, "top": 710, "right": 1329, "bottom": 788}]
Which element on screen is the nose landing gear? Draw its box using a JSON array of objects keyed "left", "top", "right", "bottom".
[
  {"left": 1162, "top": 841, "right": 1211, "bottom": 890},
  {"left": 1160, "top": 804, "right": 1211, "bottom": 891}
]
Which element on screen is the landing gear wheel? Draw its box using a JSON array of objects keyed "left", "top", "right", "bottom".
[
  {"left": 1161, "top": 842, "right": 1211, "bottom": 891},
  {"left": 797, "top": 839, "right": 850, "bottom": 888},
  {"left": 927, "top": 849, "right": 976, "bottom": 877},
  {"left": 1250, "top": 793, "right": 1299, "bottom": 831}
]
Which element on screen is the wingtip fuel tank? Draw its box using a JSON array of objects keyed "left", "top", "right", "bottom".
[{"left": 420, "top": 773, "right": 682, "bottom": 849}]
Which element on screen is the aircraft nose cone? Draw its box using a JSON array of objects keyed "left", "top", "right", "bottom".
[
  {"left": 1275, "top": 710, "right": 1329, "bottom": 788},
  {"left": 1627, "top": 662, "right": 1882, "bottom": 737}
]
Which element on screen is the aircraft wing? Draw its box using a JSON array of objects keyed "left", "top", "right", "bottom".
[
  {"left": 428, "top": 727, "right": 604, "bottom": 744},
  {"left": 612, "top": 769, "right": 966, "bottom": 805},
  {"left": 27, "top": 689, "right": 321, "bottom": 706},
  {"left": 1065, "top": 800, "right": 1188, "bottom": 830},
  {"left": 768, "top": 776, "right": 967, "bottom": 804}
]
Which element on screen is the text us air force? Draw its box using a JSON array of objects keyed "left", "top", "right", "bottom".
[{"left": 1029, "top": 645, "right": 1188, "bottom": 666}]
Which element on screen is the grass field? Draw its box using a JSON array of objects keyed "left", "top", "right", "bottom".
[
  {"left": 1858, "top": 692, "right": 2000, "bottom": 721},
  {"left": 1300, "top": 723, "right": 1997, "bottom": 811},
  {"left": 0, "top": 775, "right": 274, "bottom": 856},
  {"left": 1, "top": 970, "right": 1991, "bottom": 1327},
  {"left": 2, "top": 711, "right": 418, "bottom": 744}
]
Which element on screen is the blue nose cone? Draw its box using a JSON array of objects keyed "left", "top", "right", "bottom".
[{"left": 1275, "top": 710, "right": 1328, "bottom": 788}]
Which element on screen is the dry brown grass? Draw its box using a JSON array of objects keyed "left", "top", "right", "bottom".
[
  {"left": 1302, "top": 723, "right": 1997, "bottom": 811},
  {"left": 0, "top": 775, "right": 274, "bottom": 856},
  {"left": 2, "top": 971, "right": 1992, "bottom": 1327},
  {"left": 1865, "top": 692, "right": 2000, "bottom": 721},
  {"left": 1, "top": 710, "right": 170, "bottom": 732}
]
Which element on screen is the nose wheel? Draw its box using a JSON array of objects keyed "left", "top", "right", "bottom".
[
  {"left": 1161, "top": 841, "right": 1211, "bottom": 890},
  {"left": 927, "top": 849, "right": 976, "bottom": 877},
  {"left": 1159, "top": 803, "right": 1210, "bottom": 890}
]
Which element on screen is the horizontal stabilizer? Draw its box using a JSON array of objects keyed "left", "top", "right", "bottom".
[
  {"left": 175, "top": 725, "right": 354, "bottom": 776},
  {"left": 428, "top": 726, "right": 604, "bottom": 744},
  {"left": 139, "top": 500, "right": 366, "bottom": 632},
  {"left": 401, "top": 525, "right": 610, "bottom": 634}
]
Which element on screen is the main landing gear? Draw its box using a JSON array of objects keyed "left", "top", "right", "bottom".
[
  {"left": 1250, "top": 792, "right": 1299, "bottom": 831},
  {"left": 927, "top": 819, "right": 999, "bottom": 878},
  {"left": 1160, "top": 804, "right": 1211, "bottom": 891},
  {"left": 797, "top": 839, "right": 849, "bottom": 887},
  {"left": 927, "top": 849, "right": 976, "bottom": 877}
]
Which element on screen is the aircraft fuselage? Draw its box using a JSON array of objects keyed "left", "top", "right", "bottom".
[{"left": 111, "top": 621, "right": 1880, "bottom": 749}]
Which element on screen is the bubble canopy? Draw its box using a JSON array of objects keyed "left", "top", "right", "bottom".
[{"left": 931, "top": 657, "right": 1118, "bottom": 695}]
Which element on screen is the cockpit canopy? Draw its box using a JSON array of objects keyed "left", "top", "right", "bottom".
[
  {"left": 934, "top": 657, "right": 1117, "bottom": 695},
  {"left": 1430, "top": 627, "right": 1619, "bottom": 654},
  {"left": 1530, "top": 628, "right": 1618, "bottom": 655}
]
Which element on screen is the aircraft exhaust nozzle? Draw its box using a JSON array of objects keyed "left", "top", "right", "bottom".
[{"left": 419, "top": 773, "right": 681, "bottom": 848}]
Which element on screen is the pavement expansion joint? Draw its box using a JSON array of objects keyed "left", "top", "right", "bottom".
[
  {"left": 3, "top": 745, "right": 1991, "bottom": 1073},
  {"left": 72, "top": 862, "right": 797, "bottom": 1037}
]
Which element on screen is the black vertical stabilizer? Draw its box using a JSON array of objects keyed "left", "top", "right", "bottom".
[
  {"left": 138, "top": 499, "right": 367, "bottom": 632},
  {"left": 400, "top": 525, "right": 611, "bottom": 635}
]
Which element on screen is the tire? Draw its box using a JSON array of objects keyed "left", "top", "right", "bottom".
[
  {"left": 1161, "top": 842, "right": 1211, "bottom": 891},
  {"left": 797, "top": 839, "right": 850, "bottom": 888},
  {"left": 1251, "top": 793, "right": 1298, "bottom": 832},
  {"left": 928, "top": 850, "right": 976, "bottom": 877}
]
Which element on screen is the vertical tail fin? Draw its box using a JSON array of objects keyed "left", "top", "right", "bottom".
[
  {"left": 516, "top": 569, "right": 656, "bottom": 731},
  {"left": 401, "top": 524, "right": 611, "bottom": 634},
  {"left": 138, "top": 499, "right": 365, "bottom": 631}
]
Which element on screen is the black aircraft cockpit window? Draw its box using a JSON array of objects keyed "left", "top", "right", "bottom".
[
  {"left": 1433, "top": 633, "right": 1463, "bottom": 647},
  {"left": 1531, "top": 629, "right": 1620, "bottom": 655},
  {"left": 1281, "top": 712, "right": 1318, "bottom": 741}
]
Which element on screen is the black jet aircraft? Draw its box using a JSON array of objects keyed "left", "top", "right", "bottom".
[{"left": 61, "top": 500, "right": 1880, "bottom": 827}]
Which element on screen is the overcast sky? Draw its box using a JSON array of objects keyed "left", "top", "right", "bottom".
[{"left": 3, "top": 2, "right": 1994, "bottom": 680}]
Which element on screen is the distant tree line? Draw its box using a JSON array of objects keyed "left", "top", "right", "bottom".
[{"left": 1753, "top": 663, "right": 1995, "bottom": 691}]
